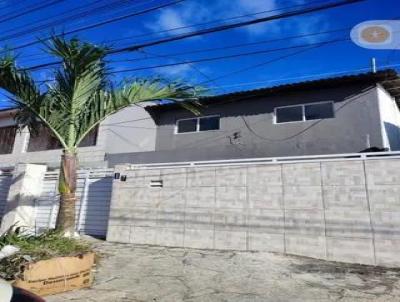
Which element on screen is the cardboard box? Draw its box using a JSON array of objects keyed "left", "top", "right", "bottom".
[{"left": 13, "top": 253, "right": 95, "bottom": 296}]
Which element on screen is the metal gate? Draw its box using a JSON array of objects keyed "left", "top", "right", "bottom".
[
  {"left": 34, "top": 168, "right": 114, "bottom": 237},
  {"left": 0, "top": 171, "right": 12, "bottom": 221}
]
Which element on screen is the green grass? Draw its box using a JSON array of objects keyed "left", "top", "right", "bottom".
[{"left": 0, "top": 228, "right": 92, "bottom": 280}]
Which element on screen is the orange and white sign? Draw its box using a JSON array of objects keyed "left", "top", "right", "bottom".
[{"left": 351, "top": 20, "right": 398, "bottom": 49}]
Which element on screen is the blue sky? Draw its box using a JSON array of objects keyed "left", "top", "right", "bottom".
[{"left": 0, "top": 0, "right": 398, "bottom": 108}]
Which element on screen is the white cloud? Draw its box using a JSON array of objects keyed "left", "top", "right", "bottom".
[
  {"left": 146, "top": 2, "right": 211, "bottom": 36},
  {"left": 156, "top": 63, "right": 192, "bottom": 78},
  {"left": 147, "top": 0, "right": 330, "bottom": 39},
  {"left": 153, "top": 8, "right": 188, "bottom": 33},
  {"left": 231, "top": 0, "right": 279, "bottom": 36},
  {"left": 236, "top": 0, "right": 277, "bottom": 14},
  {"left": 147, "top": 0, "right": 329, "bottom": 44}
]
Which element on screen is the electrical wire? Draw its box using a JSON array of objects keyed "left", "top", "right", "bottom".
[
  {"left": 7, "top": 0, "right": 332, "bottom": 63},
  {"left": 111, "top": 38, "right": 348, "bottom": 73},
  {"left": 110, "top": 27, "right": 350, "bottom": 64},
  {"left": 0, "top": 0, "right": 65, "bottom": 25},
  {"left": 21, "top": 0, "right": 365, "bottom": 72},
  {"left": 16, "top": 23, "right": 349, "bottom": 65},
  {"left": 103, "top": 0, "right": 329, "bottom": 45},
  {"left": 0, "top": 0, "right": 186, "bottom": 55},
  {"left": 197, "top": 40, "right": 344, "bottom": 85},
  {"left": 0, "top": 0, "right": 135, "bottom": 44},
  {"left": 137, "top": 49, "right": 226, "bottom": 92},
  {"left": 110, "top": 0, "right": 365, "bottom": 54}
]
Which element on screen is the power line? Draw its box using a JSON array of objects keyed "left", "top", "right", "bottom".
[
  {"left": 103, "top": 0, "right": 328, "bottom": 45},
  {"left": 9, "top": 0, "right": 330, "bottom": 63},
  {"left": 0, "top": 0, "right": 186, "bottom": 55},
  {"left": 0, "top": 0, "right": 65, "bottom": 25},
  {"left": 0, "top": 0, "right": 31, "bottom": 14},
  {"left": 13, "top": 6, "right": 346, "bottom": 64},
  {"left": 22, "top": 0, "right": 365, "bottom": 72},
  {"left": 26, "top": 37, "right": 348, "bottom": 75},
  {"left": 197, "top": 40, "right": 339, "bottom": 86},
  {"left": 205, "top": 63, "right": 400, "bottom": 90},
  {"left": 137, "top": 49, "right": 225, "bottom": 92},
  {"left": 111, "top": 27, "right": 349, "bottom": 64},
  {"left": 113, "top": 38, "right": 348, "bottom": 73},
  {"left": 0, "top": 0, "right": 132, "bottom": 44},
  {"left": 109, "top": 0, "right": 365, "bottom": 54},
  {"left": 32, "top": 38, "right": 345, "bottom": 89}
]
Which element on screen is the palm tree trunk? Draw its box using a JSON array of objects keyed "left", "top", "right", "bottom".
[{"left": 56, "top": 150, "right": 77, "bottom": 236}]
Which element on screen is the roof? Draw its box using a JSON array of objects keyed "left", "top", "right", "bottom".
[
  {"left": 147, "top": 69, "right": 400, "bottom": 113},
  {"left": 0, "top": 108, "right": 16, "bottom": 117}
]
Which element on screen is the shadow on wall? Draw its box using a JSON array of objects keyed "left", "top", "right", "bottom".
[
  {"left": 0, "top": 192, "right": 38, "bottom": 233},
  {"left": 384, "top": 122, "right": 400, "bottom": 151},
  {"left": 1, "top": 173, "right": 30, "bottom": 225}
]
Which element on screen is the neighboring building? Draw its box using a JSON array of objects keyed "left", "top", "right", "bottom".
[
  {"left": 0, "top": 105, "right": 157, "bottom": 169},
  {"left": 107, "top": 69, "right": 400, "bottom": 165}
]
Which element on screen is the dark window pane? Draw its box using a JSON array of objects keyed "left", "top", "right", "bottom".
[
  {"left": 276, "top": 106, "right": 303, "bottom": 123},
  {"left": 305, "top": 102, "right": 334, "bottom": 120},
  {"left": 79, "top": 127, "right": 98, "bottom": 147},
  {"left": 199, "top": 116, "right": 220, "bottom": 131},
  {"left": 28, "top": 126, "right": 62, "bottom": 152},
  {"left": 177, "top": 119, "right": 197, "bottom": 133},
  {"left": 28, "top": 125, "right": 98, "bottom": 151},
  {"left": 0, "top": 126, "right": 16, "bottom": 154}
]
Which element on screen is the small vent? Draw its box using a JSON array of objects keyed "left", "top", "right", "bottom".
[{"left": 150, "top": 180, "right": 163, "bottom": 187}]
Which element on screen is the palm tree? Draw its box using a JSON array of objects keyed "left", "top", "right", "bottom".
[{"left": 0, "top": 37, "right": 201, "bottom": 236}]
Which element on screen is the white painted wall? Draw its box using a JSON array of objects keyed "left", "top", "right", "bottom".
[
  {"left": 377, "top": 84, "right": 400, "bottom": 150},
  {"left": 101, "top": 105, "right": 156, "bottom": 154},
  {"left": 0, "top": 164, "right": 47, "bottom": 234}
]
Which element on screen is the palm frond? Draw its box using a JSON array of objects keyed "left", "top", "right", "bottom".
[
  {"left": 0, "top": 55, "right": 69, "bottom": 146},
  {"left": 44, "top": 37, "right": 108, "bottom": 148},
  {"left": 75, "top": 79, "right": 203, "bottom": 146},
  {"left": 0, "top": 37, "right": 205, "bottom": 151}
]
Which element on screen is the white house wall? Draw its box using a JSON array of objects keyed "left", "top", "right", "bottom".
[
  {"left": 101, "top": 105, "right": 156, "bottom": 154},
  {"left": 377, "top": 84, "right": 400, "bottom": 150}
]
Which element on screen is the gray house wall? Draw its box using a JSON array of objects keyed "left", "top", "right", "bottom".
[{"left": 107, "top": 84, "right": 388, "bottom": 166}]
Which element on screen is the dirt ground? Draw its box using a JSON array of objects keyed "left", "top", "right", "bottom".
[{"left": 46, "top": 241, "right": 400, "bottom": 302}]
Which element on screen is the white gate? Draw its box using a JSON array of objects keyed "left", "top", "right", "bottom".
[
  {"left": 35, "top": 168, "right": 114, "bottom": 237},
  {"left": 0, "top": 171, "right": 12, "bottom": 221}
]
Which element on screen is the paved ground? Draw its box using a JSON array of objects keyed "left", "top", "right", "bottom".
[{"left": 47, "top": 241, "right": 400, "bottom": 302}]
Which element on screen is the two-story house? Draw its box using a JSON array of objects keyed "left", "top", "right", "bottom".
[
  {"left": 1, "top": 69, "right": 399, "bottom": 169},
  {"left": 106, "top": 69, "right": 400, "bottom": 166}
]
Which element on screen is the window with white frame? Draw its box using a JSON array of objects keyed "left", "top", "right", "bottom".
[
  {"left": 176, "top": 116, "right": 220, "bottom": 133},
  {"left": 274, "top": 102, "right": 334, "bottom": 124}
]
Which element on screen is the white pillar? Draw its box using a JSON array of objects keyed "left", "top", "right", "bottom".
[{"left": 0, "top": 163, "right": 47, "bottom": 234}]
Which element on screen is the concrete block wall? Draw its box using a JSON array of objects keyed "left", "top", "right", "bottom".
[{"left": 107, "top": 159, "right": 400, "bottom": 267}]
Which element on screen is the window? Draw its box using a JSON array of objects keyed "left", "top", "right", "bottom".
[
  {"left": 199, "top": 116, "right": 220, "bottom": 131},
  {"left": 305, "top": 102, "right": 334, "bottom": 120},
  {"left": 275, "top": 102, "right": 334, "bottom": 124},
  {"left": 0, "top": 126, "right": 17, "bottom": 154},
  {"left": 27, "top": 125, "right": 98, "bottom": 152},
  {"left": 177, "top": 119, "right": 197, "bottom": 133},
  {"left": 276, "top": 106, "right": 303, "bottom": 123},
  {"left": 176, "top": 116, "right": 220, "bottom": 134}
]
